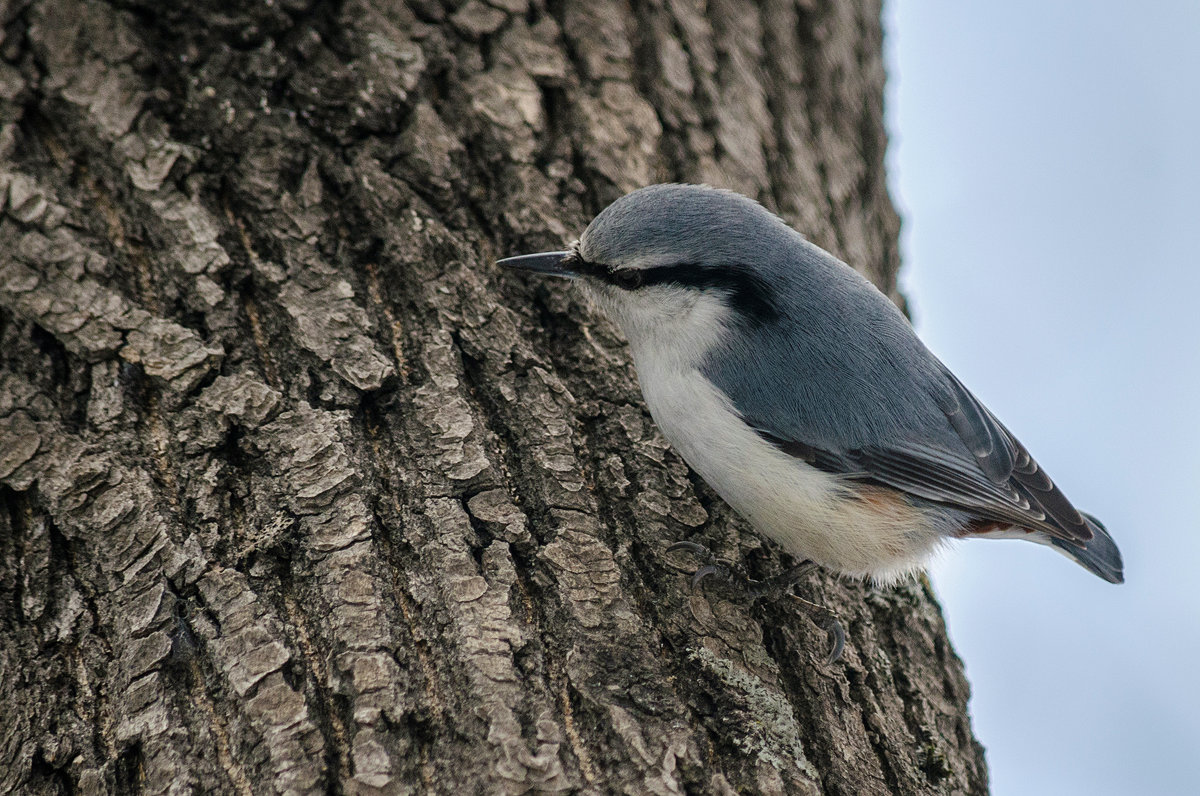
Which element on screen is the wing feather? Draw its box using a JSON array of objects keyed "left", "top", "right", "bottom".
[
  {"left": 928, "top": 363, "right": 1089, "bottom": 541},
  {"left": 750, "top": 363, "right": 1093, "bottom": 545}
]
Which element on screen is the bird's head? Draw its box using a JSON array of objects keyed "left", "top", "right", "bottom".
[{"left": 499, "top": 184, "right": 793, "bottom": 350}]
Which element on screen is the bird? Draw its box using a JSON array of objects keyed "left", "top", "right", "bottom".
[{"left": 498, "top": 183, "right": 1124, "bottom": 599}]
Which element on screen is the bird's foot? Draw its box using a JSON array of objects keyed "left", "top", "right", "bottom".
[
  {"left": 664, "top": 540, "right": 737, "bottom": 590},
  {"left": 665, "top": 540, "right": 846, "bottom": 663},
  {"left": 665, "top": 541, "right": 815, "bottom": 600},
  {"left": 786, "top": 594, "right": 846, "bottom": 665}
]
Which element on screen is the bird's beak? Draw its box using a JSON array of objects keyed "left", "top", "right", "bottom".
[{"left": 496, "top": 251, "right": 577, "bottom": 279}]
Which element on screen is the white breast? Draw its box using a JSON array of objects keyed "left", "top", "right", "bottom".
[{"left": 621, "top": 293, "right": 946, "bottom": 583}]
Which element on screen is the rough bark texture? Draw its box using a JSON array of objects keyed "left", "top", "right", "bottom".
[{"left": 0, "top": 0, "right": 990, "bottom": 793}]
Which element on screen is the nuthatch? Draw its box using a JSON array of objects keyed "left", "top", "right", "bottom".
[{"left": 500, "top": 184, "right": 1123, "bottom": 592}]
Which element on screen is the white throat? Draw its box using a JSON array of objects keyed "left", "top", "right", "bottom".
[{"left": 581, "top": 283, "right": 732, "bottom": 374}]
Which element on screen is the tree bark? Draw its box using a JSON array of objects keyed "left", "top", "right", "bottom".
[{"left": 0, "top": 0, "right": 989, "bottom": 793}]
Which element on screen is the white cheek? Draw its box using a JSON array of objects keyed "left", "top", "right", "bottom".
[{"left": 577, "top": 281, "right": 721, "bottom": 363}]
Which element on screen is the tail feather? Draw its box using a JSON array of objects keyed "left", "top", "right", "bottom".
[{"left": 1047, "top": 512, "right": 1124, "bottom": 584}]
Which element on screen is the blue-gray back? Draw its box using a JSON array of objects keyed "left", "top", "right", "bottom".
[{"left": 700, "top": 233, "right": 957, "bottom": 453}]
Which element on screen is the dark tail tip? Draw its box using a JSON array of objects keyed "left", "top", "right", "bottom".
[{"left": 1049, "top": 512, "right": 1124, "bottom": 584}]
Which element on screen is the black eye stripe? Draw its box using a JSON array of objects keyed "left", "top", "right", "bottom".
[
  {"left": 576, "top": 256, "right": 778, "bottom": 323},
  {"left": 611, "top": 269, "right": 644, "bottom": 290},
  {"left": 565, "top": 257, "right": 645, "bottom": 288}
]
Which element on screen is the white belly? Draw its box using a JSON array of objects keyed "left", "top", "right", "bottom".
[{"left": 635, "top": 362, "right": 945, "bottom": 583}]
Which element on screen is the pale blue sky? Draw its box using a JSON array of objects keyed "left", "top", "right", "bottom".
[{"left": 885, "top": 2, "right": 1200, "bottom": 794}]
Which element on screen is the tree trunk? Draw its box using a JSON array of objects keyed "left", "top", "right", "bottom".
[{"left": 0, "top": 0, "right": 989, "bottom": 793}]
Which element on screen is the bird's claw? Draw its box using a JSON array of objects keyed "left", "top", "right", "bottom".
[
  {"left": 788, "top": 593, "right": 846, "bottom": 664},
  {"left": 667, "top": 541, "right": 735, "bottom": 587},
  {"left": 825, "top": 619, "right": 846, "bottom": 664},
  {"left": 690, "top": 564, "right": 727, "bottom": 590},
  {"left": 665, "top": 540, "right": 715, "bottom": 558}
]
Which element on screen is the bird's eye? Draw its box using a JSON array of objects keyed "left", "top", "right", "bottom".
[{"left": 611, "top": 268, "right": 644, "bottom": 290}]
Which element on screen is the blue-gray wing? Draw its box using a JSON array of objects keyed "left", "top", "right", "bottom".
[
  {"left": 926, "top": 365, "right": 1091, "bottom": 541},
  {"left": 745, "top": 360, "right": 1093, "bottom": 544},
  {"left": 695, "top": 239, "right": 1094, "bottom": 544}
]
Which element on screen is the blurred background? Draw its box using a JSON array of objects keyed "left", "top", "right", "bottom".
[{"left": 884, "top": 2, "right": 1200, "bottom": 794}]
